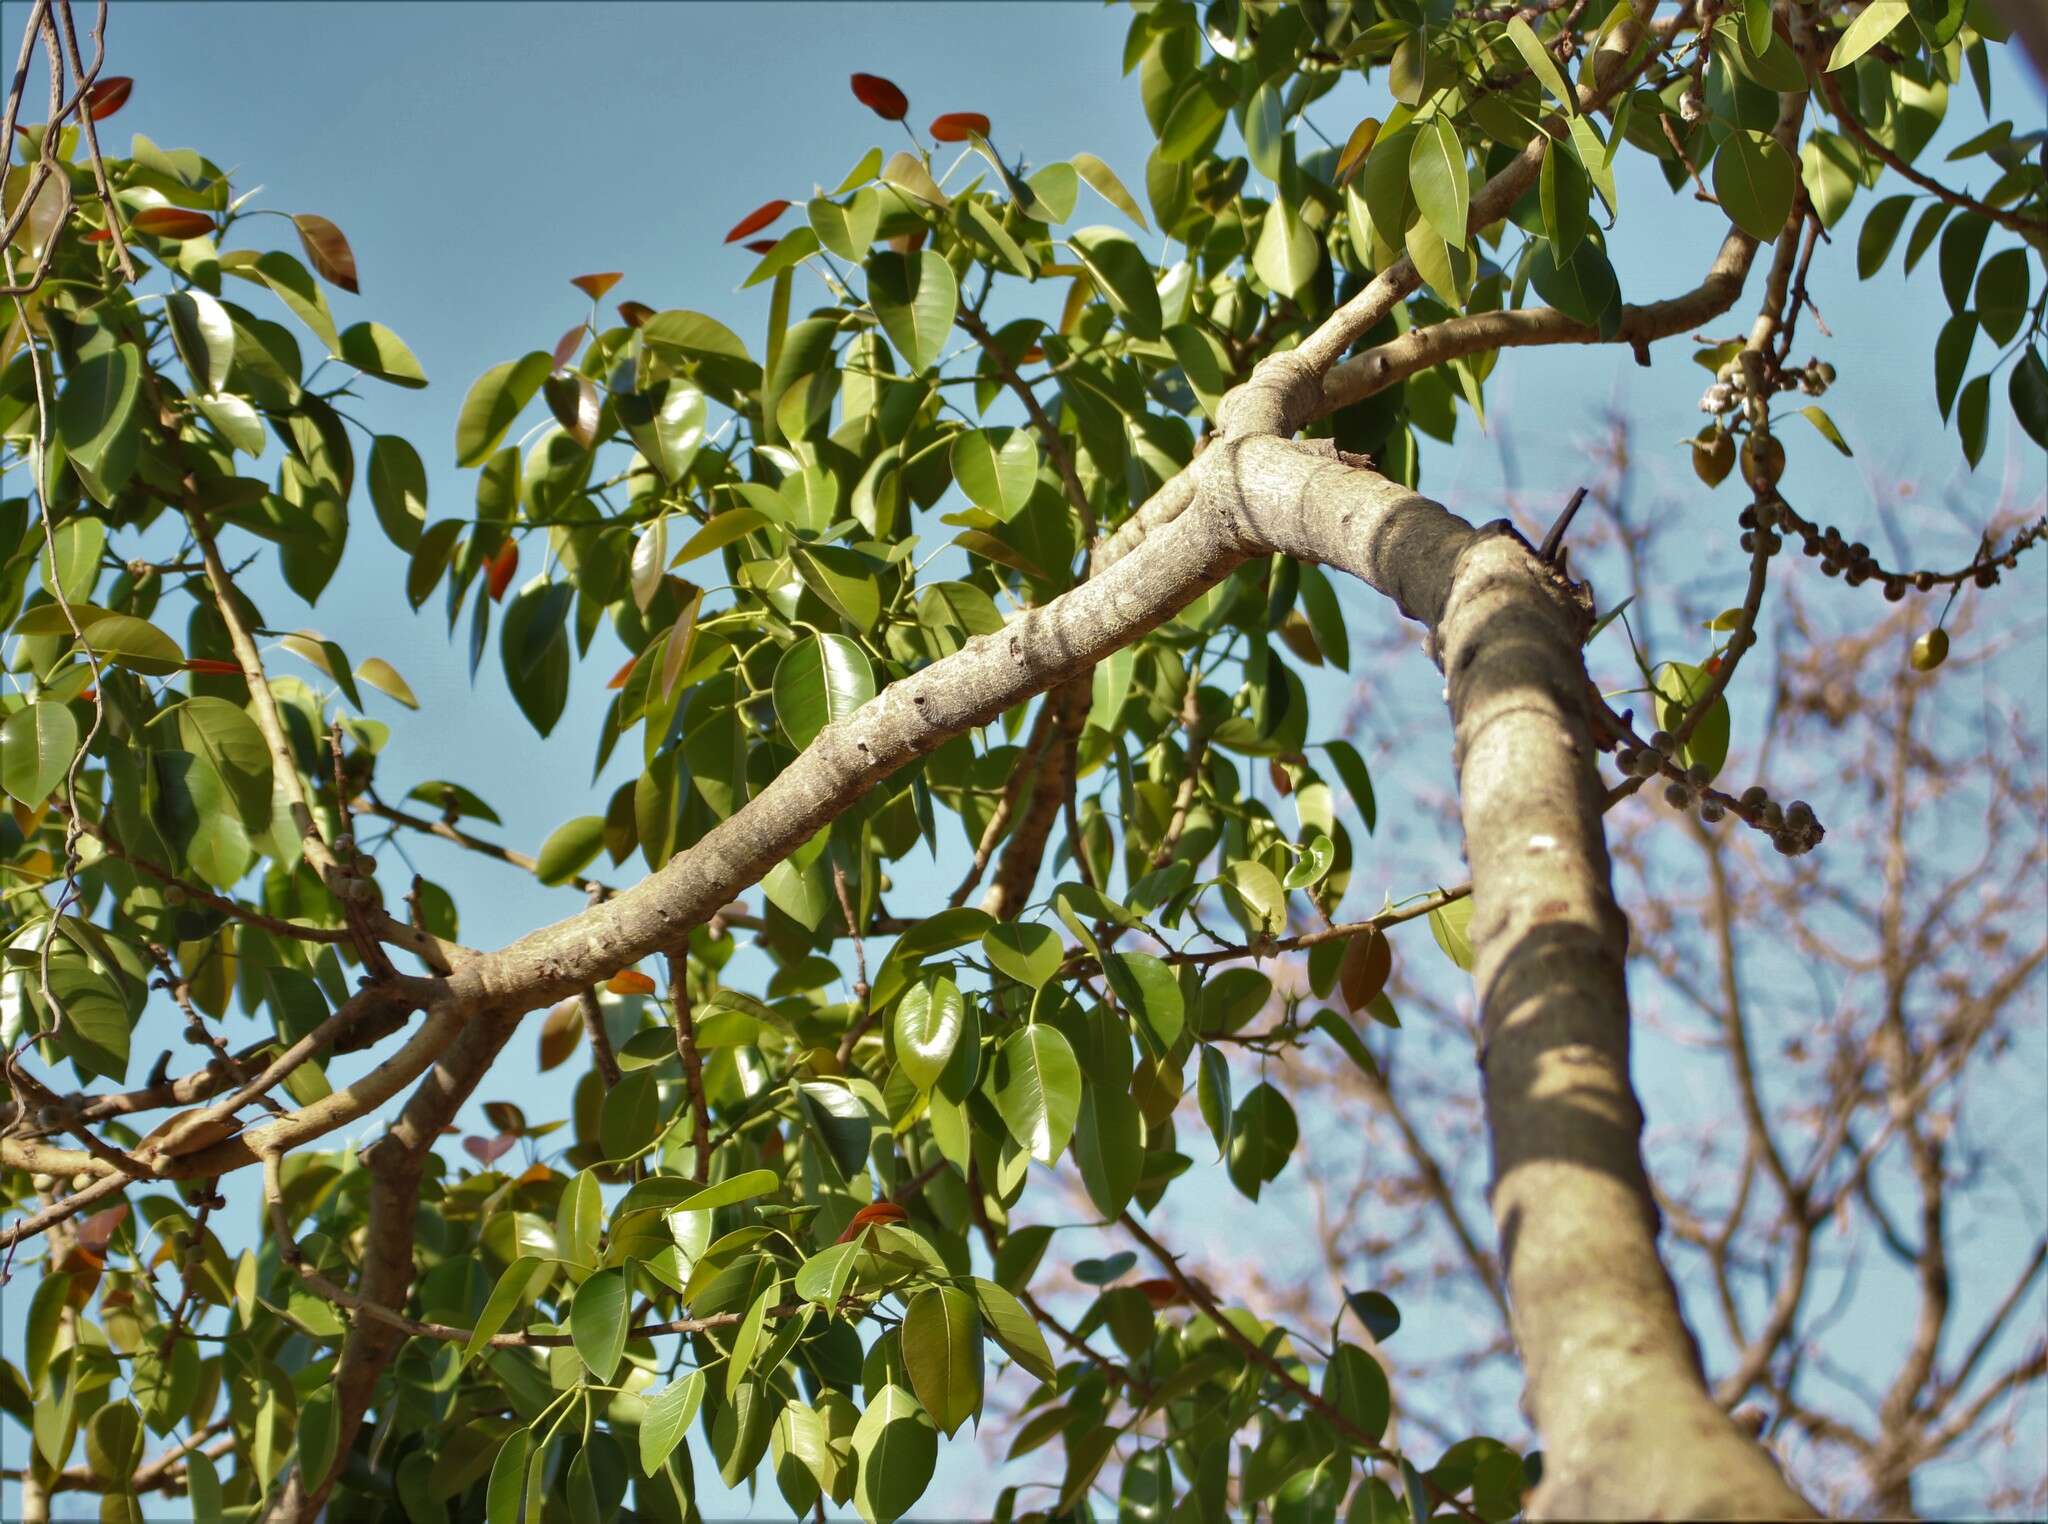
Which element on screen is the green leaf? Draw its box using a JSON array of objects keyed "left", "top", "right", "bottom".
[
  {"left": 952, "top": 428, "right": 1039, "bottom": 520},
  {"left": 1409, "top": 117, "right": 1470, "bottom": 250},
  {"left": 1541, "top": 139, "right": 1590, "bottom": 262},
  {"left": 165, "top": 289, "right": 234, "bottom": 392},
  {"left": 253, "top": 250, "right": 342, "bottom": 355},
  {"left": 40, "top": 516, "right": 105, "bottom": 605},
  {"left": 1712, "top": 129, "right": 1796, "bottom": 242},
  {"left": 355, "top": 656, "right": 419, "bottom": 709},
  {"left": 1428, "top": 896, "right": 1477, "bottom": 972},
  {"left": 1198, "top": 1044, "right": 1232, "bottom": 1158},
  {"left": 1105, "top": 950, "right": 1184, "bottom": 1054},
  {"left": 1505, "top": 17, "right": 1575, "bottom": 111},
  {"left": 1068, "top": 226, "right": 1163, "bottom": 339},
  {"left": 791, "top": 542, "right": 883, "bottom": 629},
  {"left": 1157, "top": 77, "right": 1231, "bottom": 163},
  {"left": 1934, "top": 312, "right": 1977, "bottom": 420},
  {"left": 1856, "top": 194, "right": 1912, "bottom": 278},
  {"left": 1284, "top": 834, "right": 1336, "bottom": 890},
  {"left": 1072, "top": 151, "right": 1149, "bottom": 231},
  {"left": 991, "top": 1024, "right": 1082, "bottom": 1163},
  {"left": 1797, "top": 405, "right": 1853, "bottom": 456},
  {"left": 571, "top": 1267, "right": 630, "bottom": 1383},
  {"left": 465, "top": 1255, "right": 547, "bottom": 1365},
  {"left": 618, "top": 382, "right": 707, "bottom": 482},
  {"left": 981, "top": 922, "right": 1062, "bottom": 988},
  {"left": 1223, "top": 859, "right": 1286, "bottom": 936},
  {"left": 1956, "top": 371, "right": 1990, "bottom": 468},
  {"left": 1252, "top": 198, "right": 1321, "bottom": 299},
  {"left": 56, "top": 344, "right": 141, "bottom": 497},
  {"left": 894, "top": 973, "right": 965, "bottom": 1092},
  {"left": 851, "top": 1385, "right": 936, "bottom": 1524},
  {"left": 970, "top": 1277, "right": 1054, "bottom": 1382},
  {"left": 1227, "top": 1081, "right": 1299, "bottom": 1200},
  {"left": 1827, "top": 0, "right": 1907, "bottom": 69},
  {"left": 486, "top": 1428, "right": 532, "bottom": 1524},
  {"left": 743, "top": 226, "right": 821, "bottom": 288},
  {"left": 175, "top": 696, "right": 272, "bottom": 828},
  {"left": 639, "top": 1371, "right": 705, "bottom": 1476},
  {"left": 1074, "top": 1083, "right": 1142, "bottom": 1220},
  {"left": 1244, "top": 80, "right": 1287, "bottom": 182},
  {"left": 674, "top": 507, "right": 768, "bottom": 566},
  {"left": 297, "top": 1388, "right": 338, "bottom": 1490},
  {"left": 865, "top": 250, "right": 958, "bottom": 373},
  {"left": 1320, "top": 739, "right": 1376, "bottom": 833},
  {"left": 810, "top": 188, "right": 881, "bottom": 261},
  {"left": 1938, "top": 211, "right": 1992, "bottom": 313},
  {"left": 456, "top": 352, "right": 551, "bottom": 467},
  {"left": 339, "top": 321, "right": 428, "bottom": 387},
  {"left": 901, "top": 1287, "right": 983, "bottom": 1437},
  {"left": 1322, "top": 1345, "right": 1391, "bottom": 1442},
  {"left": 1974, "top": 247, "right": 2030, "bottom": 346},
  {"left": 83, "top": 614, "right": 184, "bottom": 676},
  {"left": 0, "top": 701, "right": 77, "bottom": 808},
  {"left": 2011, "top": 347, "right": 2048, "bottom": 451},
  {"left": 795, "top": 1240, "right": 859, "bottom": 1307},
  {"left": 368, "top": 435, "right": 429, "bottom": 551},
  {"left": 799, "top": 1080, "right": 873, "bottom": 1180},
  {"left": 773, "top": 634, "right": 876, "bottom": 750}
]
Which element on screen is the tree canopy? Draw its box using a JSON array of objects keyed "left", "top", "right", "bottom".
[{"left": 0, "top": 0, "right": 2042, "bottom": 1521}]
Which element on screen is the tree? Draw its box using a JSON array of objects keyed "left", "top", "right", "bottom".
[{"left": 0, "top": 0, "right": 2041, "bottom": 1519}]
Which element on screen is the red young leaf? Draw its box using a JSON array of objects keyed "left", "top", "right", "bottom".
[
  {"left": 293, "top": 213, "right": 359, "bottom": 293},
  {"left": 486, "top": 540, "right": 519, "bottom": 602},
  {"left": 616, "top": 300, "right": 654, "bottom": 329},
  {"left": 569, "top": 271, "right": 623, "bottom": 301},
  {"left": 463, "top": 1133, "right": 516, "bottom": 1167},
  {"left": 928, "top": 112, "right": 990, "bottom": 142},
  {"left": 1135, "top": 1277, "right": 1185, "bottom": 1308},
  {"left": 850, "top": 72, "right": 909, "bottom": 121},
  {"left": 1019, "top": 345, "right": 1044, "bottom": 363},
  {"left": 835, "top": 1200, "right": 910, "bottom": 1243},
  {"left": 81, "top": 228, "right": 113, "bottom": 244},
  {"left": 606, "top": 655, "right": 637, "bottom": 690},
  {"left": 551, "top": 323, "right": 585, "bottom": 372},
  {"left": 130, "top": 207, "right": 215, "bottom": 240},
  {"left": 85, "top": 77, "right": 132, "bottom": 121},
  {"left": 185, "top": 658, "right": 243, "bottom": 676},
  {"left": 723, "top": 198, "right": 792, "bottom": 244},
  {"left": 75, "top": 1203, "right": 130, "bottom": 1255},
  {"left": 606, "top": 969, "right": 657, "bottom": 996},
  {"left": 743, "top": 238, "right": 779, "bottom": 254}
]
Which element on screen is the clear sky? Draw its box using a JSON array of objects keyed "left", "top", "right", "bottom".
[{"left": 3, "top": 2, "right": 2043, "bottom": 1518}]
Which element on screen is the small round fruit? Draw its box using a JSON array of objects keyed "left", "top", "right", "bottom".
[
  {"left": 1740, "top": 432, "right": 1785, "bottom": 489},
  {"left": 1692, "top": 426, "right": 1736, "bottom": 487},
  {"left": 1909, "top": 629, "right": 1948, "bottom": 671}
]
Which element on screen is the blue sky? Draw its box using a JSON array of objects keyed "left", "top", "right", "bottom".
[{"left": 4, "top": 2, "right": 2044, "bottom": 1517}]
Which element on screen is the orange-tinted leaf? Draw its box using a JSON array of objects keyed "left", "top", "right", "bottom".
[
  {"left": 538, "top": 998, "right": 582, "bottom": 1071},
  {"left": 570, "top": 271, "right": 623, "bottom": 301},
  {"left": 185, "top": 658, "right": 243, "bottom": 676},
  {"left": 1018, "top": 345, "right": 1045, "bottom": 363},
  {"left": 1135, "top": 1277, "right": 1184, "bottom": 1308},
  {"left": 851, "top": 72, "right": 909, "bottom": 121},
  {"left": 835, "top": 1200, "right": 910, "bottom": 1243},
  {"left": 551, "top": 324, "right": 585, "bottom": 371},
  {"left": 606, "top": 654, "right": 637, "bottom": 690},
  {"left": 617, "top": 300, "right": 655, "bottom": 329},
  {"left": 606, "top": 969, "right": 657, "bottom": 996},
  {"left": 131, "top": 207, "right": 215, "bottom": 240},
  {"left": 1268, "top": 758, "right": 1294, "bottom": 797},
  {"left": 1339, "top": 927, "right": 1392, "bottom": 1013},
  {"left": 723, "top": 198, "right": 792, "bottom": 244},
  {"left": 82, "top": 228, "right": 113, "bottom": 244},
  {"left": 1335, "top": 116, "right": 1381, "bottom": 184},
  {"left": 293, "top": 213, "right": 359, "bottom": 293},
  {"left": 514, "top": 1160, "right": 555, "bottom": 1188},
  {"left": 85, "top": 76, "right": 133, "bottom": 120},
  {"left": 929, "top": 111, "right": 990, "bottom": 142},
  {"left": 486, "top": 540, "right": 519, "bottom": 602}
]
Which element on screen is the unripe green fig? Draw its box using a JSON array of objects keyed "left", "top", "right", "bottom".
[
  {"left": 1741, "top": 432, "right": 1785, "bottom": 489},
  {"left": 1692, "top": 425, "right": 1735, "bottom": 486}
]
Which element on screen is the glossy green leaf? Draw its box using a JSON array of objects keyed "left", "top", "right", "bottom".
[
  {"left": 1409, "top": 117, "right": 1470, "bottom": 249},
  {"left": 1227, "top": 1081, "right": 1299, "bottom": 1200},
  {"left": 851, "top": 1384, "right": 937, "bottom": 1524},
  {"left": 618, "top": 382, "right": 707, "bottom": 482},
  {"left": 1955, "top": 371, "right": 1990, "bottom": 468},
  {"left": 1856, "top": 194, "right": 1912, "bottom": 278},
  {"left": 83, "top": 614, "right": 184, "bottom": 676},
  {"left": 1827, "top": 0, "right": 1907, "bottom": 69},
  {"left": 456, "top": 352, "right": 551, "bottom": 467},
  {"left": 991, "top": 1024, "right": 1082, "bottom": 1163},
  {"left": 1252, "top": 197, "right": 1321, "bottom": 298},
  {"left": 1072, "top": 151, "right": 1149, "bottom": 230},
  {"left": 486, "top": 1428, "right": 532, "bottom": 1524},
  {"left": 465, "top": 1255, "right": 547, "bottom": 1364},
  {"left": 1323, "top": 1344, "right": 1391, "bottom": 1442},
  {"left": 865, "top": 250, "right": 958, "bottom": 372},
  {"left": 254, "top": 250, "right": 342, "bottom": 356},
  {"left": 895, "top": 973, "right": 965, "bottom": 1092},
  {"left": 56, "top": 344, "right": 141, "bottom": 495},
  {"left": 810, "top": 188, "right": 881, "bottom": 260},
  {"left": 571, "top": 1267, "right": 630, "bottom": 1382},
  {"left": 1428, "top": 895, "right": 1477, "bottom": 972},
  {"left": 339, "top": 321, "right": 428, "bottom": 387},
  {"left": 773, "top": 634, "right": 876, "bottom": 750},
  {"left": 1938, "top": 211, "right": 1992, "bottom": 313},
  {"left": 1540, "top": 139, "right": 1590, "bottom": 262},
  {"left": 175, "top": 696, "right": 272, "bottom": 828},
  {"left": 981, "top": 922, "right": 1061, "bottom": 988},
  {"left": 1105, "top": 950, "right": 1184, "bottom": 1053},
  {"left": 2011, "top": 347, "right": 2048, "bottom": 451},
  {"left": 0, "top": 701, "right": 78, "bottom": 809},
  {"left": 166, "top": 289, "right": 234, "bottom": 392},
  {"left": 356, "top": 656, "right": 419, "bottom": 709},
  {"left": 1074, "top": 1084, "right": 1142, "bottom": 1220},
  {"left": 1712, "top": 129, "right": 1796, "bottom": 242},
  {"left": 1974, "top": 247, "right": 2030, "bottom": 346},
  {"left": 952, "top": 428, "right": 1039, "bottom": 519},
  {"left": 1068, "top": 226, "right": 1163, "bottom": 339},
  {"left": 901, "top": 1287, "right": 983, "bottom": 1437},
  {"left": 1506, "top": 16, "right": 1575, "bottom": 111}
]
